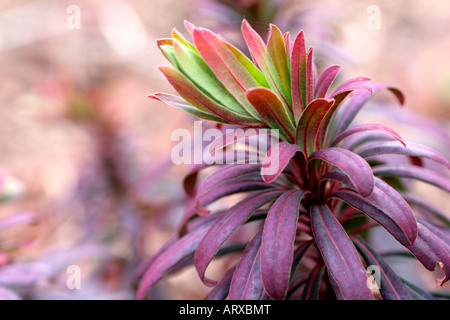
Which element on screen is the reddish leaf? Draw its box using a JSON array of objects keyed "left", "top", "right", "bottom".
[
  {"left": 261, "top": 141, "right": 306, "bottom": 184},
  {"left": 406, "top": 223, "right": 450, "bottom": 286},
  {"left": 310, "top": 205, "right": 373, "bottom": 300},
  {"left": 267, "top": 24, "right": 291, "bottom": 104},
  {"left": 296, "top": 98, "right": 335, "bottom": 156},
  {"left": 149, "top": 93, "right": 231, "bottom": 124},
  {"left": 246, "top": 87, "right": 296, "bottom": 141},
  {"left": 332, "top": 177, "right": 418, "bottom": 246},
  {"left": 314, "top": 65, "right": 342, "bottom": 99},
  {"left": 261, "top": 190, "right": 306, "bottom": 299},
  {"left": 241, "top": 20, "right": 290, "bottom": 110}
]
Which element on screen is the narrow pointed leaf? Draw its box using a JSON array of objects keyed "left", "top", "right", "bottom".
[
  {"left": 372, "top": 165, "right": 450, "bottom": 192},
  {"left": 290, "top": 30, "right": 307, "bottom": 121},
  {"left": 241, "top": 20, "right": 291, "bottom": 111},
  {"left": 351, "top": 236, "right": 414, "bottom": 300},
  {"left": 314, "top": 65, "right": 341, "bottom": 98},
  {"left": 332, "top": 177, "right": 418, "bottom": 246},
  {"left": 173, "top": 39, "right": 251, "bottom": 117},
  {"left": 228, "top": 230, "right": 264, "bottom": 300},
  {"left": 267, "top": 24, "right": 291, "bottom": 104},
  {"left": 310, "top": 204, "right": 373, "bottom": 300},
  {"left": 296, "top": 98, "right": 335, "bottom": 156},
  {"left": 246, "top": 87, "right": 296, "bottom": 141},
  {"left": 195, "top": 190, "right": 283, "bottom": 286},
  {"left": 406, "top": 223, "right": 450, "bottom": 286},
  {"left": 222, "top": 38, "right": 269, "bottom": 88},
  {"left": 261, "top": 190, "right": 306, "bottom": 299},
  {"left": 261, "top": 141, "right": 305, "bottom": 183},
  {"left": 309, "top": 147, "right": 374, "bottom": 197},
  {"left": 331, "top": 124, "right": 406, "bottom": 147},
  {"left": 306, "top": 48, "right": 314, "bottom": 106},
  {"left": 158, "top": 66, "right": 262, "bottom": 126},
  {"left": 358, "top": 141, "right": 450, "bottom": 169},
  {"left": 327, "top": 77, "right": 372, "bottom": 101},
  {"left": 192, "top": 27, "right": 263, "bottom": 119}
]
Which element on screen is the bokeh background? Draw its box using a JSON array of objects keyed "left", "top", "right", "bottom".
[{"left": 0, "top": 0, "right": 449, "bottom": 299}]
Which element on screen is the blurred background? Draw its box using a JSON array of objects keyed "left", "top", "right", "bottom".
[{"left": 0, "top": 0, "right": 449, "bottom": 299}]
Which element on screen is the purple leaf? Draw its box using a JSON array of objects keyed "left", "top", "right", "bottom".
[
  {"left": 310, "top": 204, "right": 373, "bottom": 300},
  {"left": 228, "top": 230, "right": 264, "bottom": 300},
  {"left": 137, "top": 219, "right": 214, "bottom": 299},
  {"left": 267, "top": 24, "right": 291, "bottom": 103},
  {"left": 351, "top": 236, "right": 414, "bottom": 300},
  {"left": 372, "top": 165, "right": 450, "bottom": 192},
  {"left": 332, "top": 177, "right": 418, "bottom": 246},
  {"left": 246, "top": 87, "right": 295, "bottom": 142},
  {"left": 314, "top": 65, "right": 342, "bottom": 99},
  {"left": 261, "top": 141, "right": 306, "bottom": 184},
  {"left": 195, "top": 190, "right": 283, "bottom": 286},
  {"left": 309, "top": 147, "right": 374, "bottom": 197},
  {"left": 296, "top": 98, "right": 335, "bottom": 156},
  {"left": 331, "top": 124, "right": 406, "bottom": 148},
  {"left": 290, "top": 30, "right": 307, "bottom": 121},
  {"left": 358, "top": 141, "right": 450, "bottom": 169},
  {"left": 149, "top": 93, "right": 230, "bottom": 124},
  {"left": 261, "top": 190, "right": 306, "bottom": 299},
  {"left": 406, "top": 223, "right": 450, "bottom": 286}
]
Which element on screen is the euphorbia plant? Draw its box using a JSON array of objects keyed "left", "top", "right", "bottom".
[{"left": 137, "top": 20, "right": 450, "bottom": 300}]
